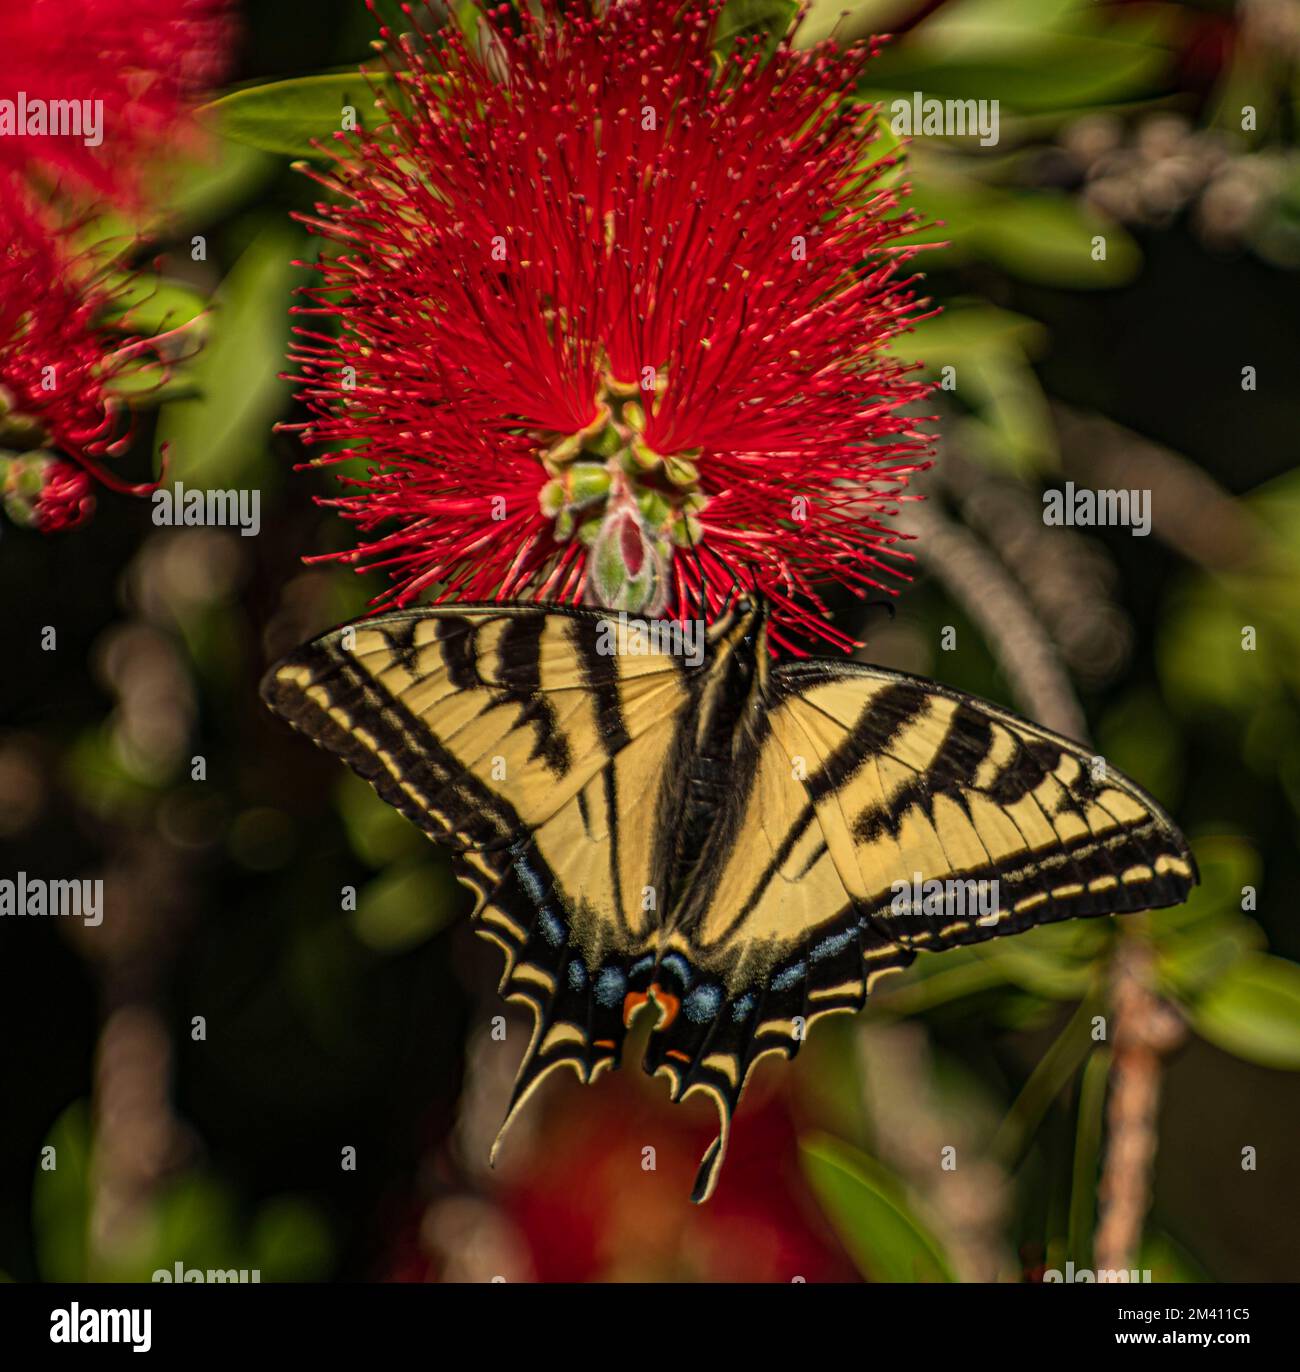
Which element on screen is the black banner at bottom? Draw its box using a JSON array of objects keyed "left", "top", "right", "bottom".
[{"left": 3, "top": 1280, "right": 1287, "bottom": 1356}]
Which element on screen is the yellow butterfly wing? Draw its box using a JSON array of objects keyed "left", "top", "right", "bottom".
[
  {"left": 261, "top": 604, "right": 698, "bottom": 1143},
  {"left": 650, "top": 659, "right": 1197, "bottom": 1201}
]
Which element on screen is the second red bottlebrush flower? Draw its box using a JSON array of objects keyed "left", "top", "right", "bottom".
[
  {"left": 0, "top": 0, "right": 232, "bottom": 212},
  {"left": 289, "top": 0, "right": 934, "bottom": 649},
  {"left": 0, "top": 205, "right": 171, "bottom": 532}
]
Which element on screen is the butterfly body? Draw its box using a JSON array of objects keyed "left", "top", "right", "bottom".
[{"left": 262, "top": 598, "right": 1196, "bottom": 1202}]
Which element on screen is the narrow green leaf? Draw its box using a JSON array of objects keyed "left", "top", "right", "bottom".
[
  {"left": 154, "top": 224, "right": 299, "bottom": 488},
  {"left": 864, "top": 31, "right": 1170, "bottom": 113},
  {"left": 1067, "top": 1047, "right": 1110, "bottom": 1268},
  {"left": 890, "top": 303, "right": 1048, "bottom": 362},
  {"left": 801, "top": 1134, "right": 955, "bottom": 1282},
  {"left": 992, "top": 994, "right": 1099, "bottom": 1166},
  {"left": 32, "top": 1101, "right": 93, "bottom": 1282},
  {"left": 203, "top": 73, "right": 398, "bottom": 159}
]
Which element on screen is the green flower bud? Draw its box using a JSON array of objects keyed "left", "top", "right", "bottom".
[
  {"left": 588, "top": 499, "right": 665, "bottom": 614},
  {"left": 588, "top": 423, "right": 623, "bottom": 458},
  {"left": 628, "top": 437, "right": 661, "bottom": 473},
  {"left": 636, "top": 489, "right": 672, "bottom": 529},
  {"left": 567, "top": 462, "right": 612, "bottom": 508},
  {"left": 539, "top": 478, "right": 566, "bottom": 517},
  {"left": 662, "top": 454, "right": 699, "bottom": 489},
  {"left": 2, "top": 451, "right": 53, "bottom": 528}
]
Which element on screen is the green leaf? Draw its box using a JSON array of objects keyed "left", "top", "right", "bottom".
[
  {"left": 971, "top": 918, "right": 1109, "bottom": 999},
  {"left": 154, "top": 224, "right": 299, "bottom": 488},
  {"left": 147, "top": 1175, "right": 241, "bottom": 1279},
  {"left": 991, "top": 995, "right": 1099, "bottom": 1165},
  {"left": 1140, "top": 1229, "right": 1212, "bottom": 1284},
  {"left": 352, "top": 861, "right": 456, "bottom": 952},
  {"left": 32, "top": 1102, "right": 93, "bottom": 1282},
  {"left": 714, "top": 0, "right": 799, "bottom": 56},
  {"left": 1067, "top": 1047, "right": 1110, "bottom": 1268},
  {"left": 152, "top": 142, "right": 276, "bottom": 230},
  {"left": 890, "top": 301, "right": 1058, "bottom": 475},
  {"left": 801, "top": 1135, "right": 955, "bottom": 1282},
  {"left": 100, "top": 275, "right": 208, "bottom": 335},
  {"left": 863, "top": 29, "right": 1171, "bottom": 113},
  {"left": 969, "top": 191, "right": 1142, "bottom": 287},
  {"left": 1158, "top": 918, "right": 1265, "bottom": 1000},
  {"left": 251, "top": 1197, "right": 333, "bottom": 1281},
  {"left": 906, "top": 161, "right": 1142, "bottom": 287},
  {"left": 892, "top": 303, "right": 1048, "bottom": 362},
  {"left": 203, "top": 73, "right": 399, "bottom": 159},
  {"left": 337, "top": 772, "right": 427, "bottom": 868},
  {"left": 103, "top": 364, "right": 202, "bottom": 408},
  {"left": 1188, "top": 954, "right": 1300, "bottom": 1069}
]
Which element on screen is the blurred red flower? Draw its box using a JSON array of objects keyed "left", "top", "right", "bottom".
[
  {"left": 0, "top": 0, "right": 232, "bottom": 211},
  {"left": 289, "top": 0, "right": 933, "bottom": 649},
  {"left": 497, "top": 1073, "right": 861, "bottom": 1282},
  {"left": 0, "top": 205, "right": 174, "bottom": 529}
]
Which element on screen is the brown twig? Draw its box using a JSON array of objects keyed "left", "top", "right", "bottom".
[{"left": 1092, "top": 937, "right": 1186, "bottom": 1273}]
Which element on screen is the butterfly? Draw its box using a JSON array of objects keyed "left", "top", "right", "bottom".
[{"left": 261, "top": 597, "right": 1197, "bottom": 1202}]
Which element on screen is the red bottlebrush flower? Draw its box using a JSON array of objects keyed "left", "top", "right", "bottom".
[
  {"left": 0, "top": 203, "right": 170, "bottom": 528},
  {"left": 1, "top": 453, "right": 96, "bottom": 531},
  {"left": 0, "top": 0, "right": 233, "bottom": 211},
  {"left": 289, "top": 0, "right": 934, "bottom": 650}
]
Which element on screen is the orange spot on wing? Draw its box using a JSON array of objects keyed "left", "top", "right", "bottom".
[
  {"left": 650, "top": 985, "right": 680, "bottom": 1030},
  {"left": 622, "top": 983, "right": 681, "bottom": 1030},
  {"left": 666, "top": 1049, "right": 692, "bottom": 1063},
  {"left": 593, "top": 1039, "right": 616, "bottom": 1050}
]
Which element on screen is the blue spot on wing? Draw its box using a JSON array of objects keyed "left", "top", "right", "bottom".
[
  {"left": 661, "top": 952, "right": 694, "bottom": 990},
  {"left": 513, "top": 856, "right": 547, "bottom": 907},
  {"left": 539, "top": 909, "right": 565, "bottom": 947},
  {"left": 683, "top": 984, "right": 723, "bottom": 1023},
  {"left": 594, "top": 967, "right": 626, "bottom": 1008},
  {"left": 811, "top": 928, "right": 856, "bottom": 962},
  {"left": 731, "top": 993, "right": 756, "bottom": 1023},
  {"left": 771, "top": 962, "right": 806, "bottom": 993}
]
